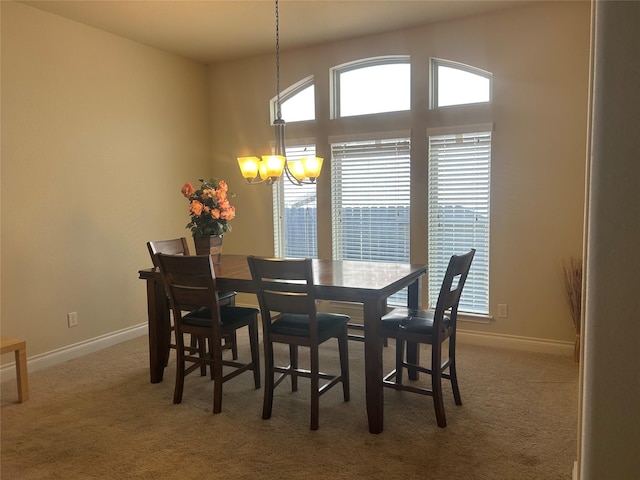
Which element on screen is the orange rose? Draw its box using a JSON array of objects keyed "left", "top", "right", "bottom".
[
  {"left": 221, "top": 206, "right": 235, "bottom": 220},
  {"left": 211, "top": 208, "right": 221, "bottom": 219},
  {"left": 181, "top": 183, "right": 195, "bottom": 198},
  {"left": 189, "top": 200, "right": 204, "bottom": 216}
]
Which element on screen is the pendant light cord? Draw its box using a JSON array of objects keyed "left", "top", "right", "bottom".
[{"left": 275, "top": 0, "right": 282, "bottom": 121}]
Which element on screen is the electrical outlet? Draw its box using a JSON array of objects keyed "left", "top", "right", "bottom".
[
  {"left": 497, "top": 304, "right": 508, "bottom": 318},
  {"left": 67, "top": 312, "right": 78, "bottom": 327}
]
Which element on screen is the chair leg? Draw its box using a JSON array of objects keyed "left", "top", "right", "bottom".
[
  {"left": 338, "top": 329, "right": 350, "bottom": 402},
  {"left": 290, "top": 344, "right": 299, "bottom": 392},
  {"left": 248, "top": 319, "right": 261, "bottom": 389},
  {"left": 14, "top": 345, "right": 29, "bottom": 402},
  {"left": 448, "top": 337, "right": 462, "bottom": 405},
  {"left": 262, "top": 341, "right": 275, "bottom": 420},
  {"left": 211, "top": 346, "right": 224, "bottom": 414},
  {"left": 223, "top": 332, "right": 238, "bottom": 360},
  {"left": 395, "top": 337, "right": 405, "bottom": 385},
  {"left": 449, "top": 358, "right": 462, "bottom": 406},
  {"left": 226, "top": 296, "right": 238, "bottom": 359},
  {"left": 230, "top": 332, "right": 238, "bottom": 360},
  {"left": 310, "top": 345, "right": 320, "bottom": 431},
  {"left": 196, "top": 336, "right": 207, "bottom": 377},
  {"left": 431, "top": 344, "right": 447, "bottom": 427},
  {"left": 173, "top": 336, "right": 186, "bottom": 404}
]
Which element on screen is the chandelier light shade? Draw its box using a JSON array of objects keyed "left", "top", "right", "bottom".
[{"left": 236, "top": 0, "right": 323, "bottom": 186}]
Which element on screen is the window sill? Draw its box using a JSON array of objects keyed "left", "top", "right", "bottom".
[{"left": 458, "top": 312, "right": 493, "bottom": 324}]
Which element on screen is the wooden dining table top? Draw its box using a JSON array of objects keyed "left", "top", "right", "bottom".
[{"left": 140, "top": 253, "right": 427, "bottom": 299}]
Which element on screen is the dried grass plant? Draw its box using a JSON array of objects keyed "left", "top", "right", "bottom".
[{"left": 561, "top": 257, "right": 583, "bottom": 362}]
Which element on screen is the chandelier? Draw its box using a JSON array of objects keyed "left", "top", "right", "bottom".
[{"left": 236, "top": 0, "right": 323, "bottom": 186}]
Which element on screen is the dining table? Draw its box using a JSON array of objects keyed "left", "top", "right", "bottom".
[{"left": 138, "top": 254, "right": 426, "bottom": 434}]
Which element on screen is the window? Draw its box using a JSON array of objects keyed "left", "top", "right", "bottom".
[
  {"left": 273, "top": 144, "right": 318, "bottom": 258},
  {"left": 270, "top": 57, "right": 493, "bottom": 314},
  {"left": 427, "top": 126, "right": 492, "bottom": 314},
  {"left": 331, "top": 134, "right": 411, "bottom": 305},
  {"left": 271, "top": 77, "right": 317, "bottom": 258},
  {"left": 272, "top": 76, "right": 315, "bottom": 124},
  {"left": 331, "top": 57, "right": 410, "bottom": 118},
  {"left": 431, "top": 58, "right": 491, "bottom": 108}
]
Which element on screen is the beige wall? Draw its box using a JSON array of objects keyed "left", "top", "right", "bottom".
[
  {"left": 210, "top": 1, "right": 591, "bottom": 345},
  {"left": 1, "top": 1, "right": 590, "bottom": 365},
  {"left": 1, "top": 2, "right": 210, "bottom": 359}
]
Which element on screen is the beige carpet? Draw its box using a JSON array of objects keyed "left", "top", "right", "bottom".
[{"left": 1, "top": 333, "right": 578, "bottom": 479}]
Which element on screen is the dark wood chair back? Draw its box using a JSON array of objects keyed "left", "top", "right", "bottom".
[
  {"left": 432, "top": 249, "right": 476, "bottom": 340},
  {"left": 247, "top": 255, "right": 350, "bottom": 430},
  {"left": 147, "top": 237, "right": 190, "bottom": 267},
  {"left": 248, "top": 256, "right": 318, "bottom": 335},
  {"left": 157, "top": 253, "right": 222, "bottom": 321},
  {"left": 156, "top": 253, "right": 260, "bottom": 413}
]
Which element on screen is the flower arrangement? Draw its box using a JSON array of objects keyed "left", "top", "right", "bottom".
[{"left": 181, "top": 178, "right": 235, "bottom": 238}]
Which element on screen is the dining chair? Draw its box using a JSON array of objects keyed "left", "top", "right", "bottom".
[
  {"left": 156, "top": 253, "right": 260, "bottom": 413},
  {"left": 381, "top": 249, "right": 475, "bottom": 427},
  {"left": 247, "top": 256, "right": 350, "bottom": 430},
  {"left": 147, "top": 237, "right": 238, "bottom": 360}
]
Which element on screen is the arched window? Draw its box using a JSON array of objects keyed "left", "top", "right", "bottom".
[
  {"left": 431, "top": 58, "right": 491, "bottom": 108},
  {"left": 271, "top": 76, "right": 315, "bottom": 124},
  {"left": 331, "top": 56, "right": 410, "bottom": 118}
]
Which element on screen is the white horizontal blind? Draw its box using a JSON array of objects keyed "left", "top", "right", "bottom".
[
  {"left": 428, "top": 130, "right": 491, "bottom": 314},
  {"left": 331, "top": 136, "right": 411, "bottom": 304},
  {"left": 273, "top": 144, "right": 318, "bottom": 258}
]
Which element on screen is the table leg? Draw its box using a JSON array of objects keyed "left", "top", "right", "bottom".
[
  {"left": 146, "top": 277, "right": 170, "bottom": 383},
  {"left": 406, "top": 278, "right": 421, "bottom": 381},
  {"left": 363, "top": 298, "right": 385, "bottom": 434}
]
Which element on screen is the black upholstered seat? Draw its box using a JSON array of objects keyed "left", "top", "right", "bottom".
[{"left": 382, "top": 308, "right": 451, "bottom": 334}]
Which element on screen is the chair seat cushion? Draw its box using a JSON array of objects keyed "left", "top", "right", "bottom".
[
  {"left": 271, "top": 312, "right": 349, "bottom": 337},
  {"left": 381, "top": 307, "right": 450, "bottom": 334},
  {"left": 183, "top": 306, "right": 259, "bottom": 328}
]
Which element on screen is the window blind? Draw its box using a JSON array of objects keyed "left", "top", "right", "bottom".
[
  {"left": 273, "top": 144, "right": 318, "bottom": 258},
  {"left": 427, "top": 130, "right": 491, "bottom": 314},
  {"left": 331, "top": 136, "right": 411, "bottom": 304}
]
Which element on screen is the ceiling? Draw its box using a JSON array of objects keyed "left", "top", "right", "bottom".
[{"left": 21, "top": 0, "right": 528, "bottom": 63}]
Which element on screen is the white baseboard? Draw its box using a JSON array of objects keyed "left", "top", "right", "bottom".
[
  {"left": 0, "top": 323, "right": 147, "bottom": 381},
  {"left": 0, "top": 318, "right": 575, "bottom": 382},
  {"left": 457, "top": 329, "right": 575, "bottom": 357}
]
